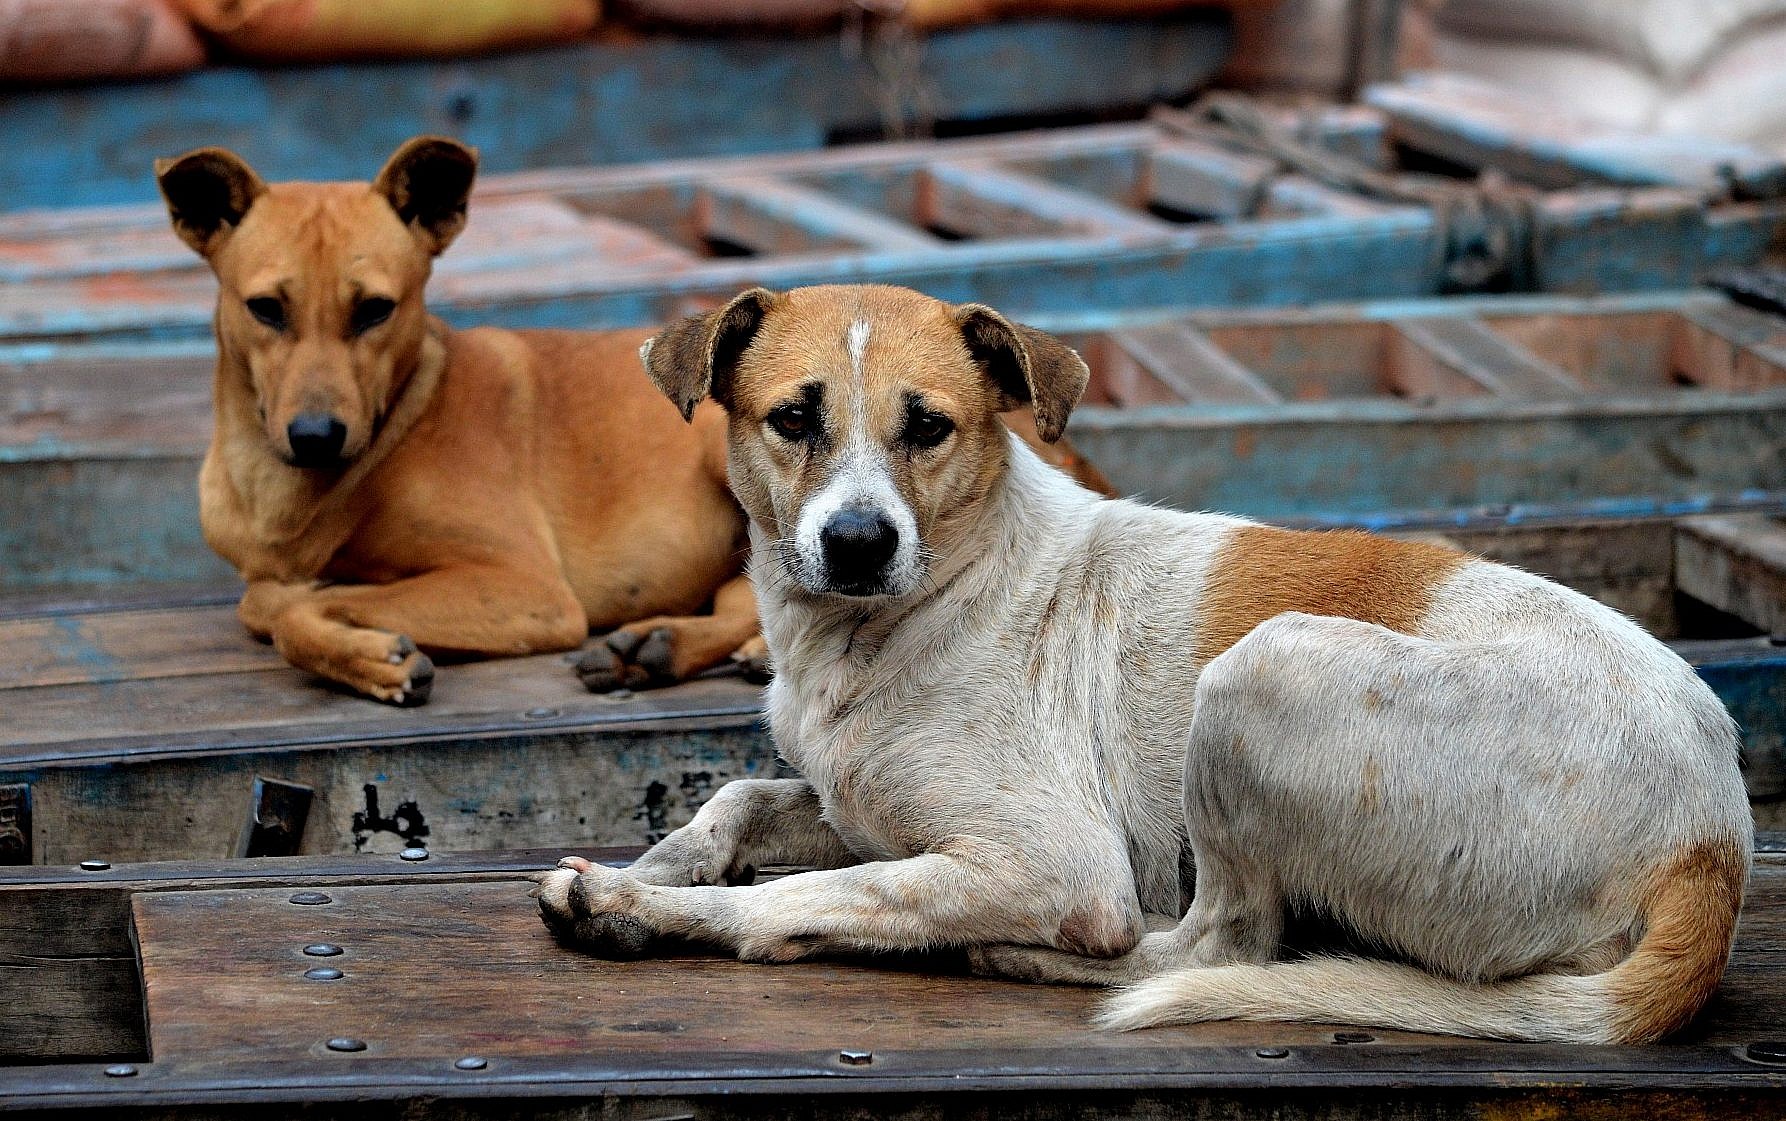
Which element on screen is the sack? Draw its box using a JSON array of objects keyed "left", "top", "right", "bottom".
[
  {"left": 0, "top": 0, "right": 205, "bottom": 83},
  {"left": 1438, "top": 0, "right": 1786, "bottom": 84},
  {"left": 177, "top": 0, "right": 600, "bottom": 61}
]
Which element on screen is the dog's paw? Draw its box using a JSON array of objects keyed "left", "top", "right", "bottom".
[
  {"left": 335, "top": 631, "right": 434, "bottom": 705},
  {"left": 535, "top": 858, "right": 659, "bottom": 958},
  {"left": 575, "top": 627, "right": 675, "bottom": 693},
  {"left": 626, "top": 831, "right": 754, "bottom": 888}
]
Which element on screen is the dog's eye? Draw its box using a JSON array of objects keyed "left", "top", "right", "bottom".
[
  {"left": 245, "top": 297, "right": 286, "bottom": 331},
  {"left": 766, "top": 404, "right": 812, "bottom": 441},
  {"left": 351, "top": 297, "right": 397, "bottom": 335},
  {"left": 903, "top": 410, "right": 954, "bottom": 448}
]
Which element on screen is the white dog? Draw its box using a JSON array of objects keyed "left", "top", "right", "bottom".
[{"left": 538, "top": 284, "right": 1752, "bottom": 1043}]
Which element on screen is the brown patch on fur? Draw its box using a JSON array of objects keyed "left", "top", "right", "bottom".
[
  {"left": 1193, "top": 526, "right": 1468, "bottom": 664},
  {"left": 1604, "top": 837, "right": 1748, "bottom": 1042},
  {"left": 1358, "top": 756, "right": 1383, "bottom": 814}
]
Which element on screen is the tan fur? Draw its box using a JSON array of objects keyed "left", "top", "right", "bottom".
[
  {"left": 1194, "top": 526, "right": 1467, "bottom": 664},
  {"left": 1606, "top": 837, "right": 1749, "bottom": 1042},
  {"left": 162, "top": 138, "right": 759, "bottom": 703}
]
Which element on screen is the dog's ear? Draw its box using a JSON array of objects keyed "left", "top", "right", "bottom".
[
  {"left": 641, "top": 288, "right": 781, "bottom": 421},
  {"left": 155, "top": 148, "right": 267, "bottom": 258},
  {"left": 373, "top": 136, "right": 478, "bottom": 255},
  {"left": 953, "top": 304, "right": 1089, "bottom": 443}
]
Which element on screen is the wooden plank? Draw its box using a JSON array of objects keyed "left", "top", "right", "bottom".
[
  {"left": 1148, "top": 140, "right": 1276, "bottom": 221},
  {"left": 700, "top": 176, "right": 941, "bottom": 256},
  {"left": 1673, "top": 303, "right": 1786, "bottom": 391},
  {"left": 0, "top": 604, "right": 273, "bottom": 690},
  {"left": 108, "top": 860, "right": 1786, "bottom": 1069},
  {"left": 1109, "top": 325, "right": 1283, "bottom": 405},
  {"left": 1677, "top": 516, "right": 1786, "bottom": 637},
  {"left": 1388, "top": 317, "right": 1582, "bottom": 399},
  {"left": 0, "top": 846, "right": 640, "bottom": 1062},
  {"left": 920, "top": 160, "right": 1175, "bottom": 240}
]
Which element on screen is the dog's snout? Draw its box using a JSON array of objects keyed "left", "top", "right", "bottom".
[
  {"left": 286, "top": 412, "right": 349, "bottom": 468},
  {"left": 820, "top": 508, "right": 899, "bottom": 586}
]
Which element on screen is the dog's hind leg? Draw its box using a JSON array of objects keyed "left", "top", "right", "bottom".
[
  {"left": 577, "top": 574, "right": 763, "bottom": 692},
  {"left": 624, "top": 778, "right": 858, "bottom": 887}
]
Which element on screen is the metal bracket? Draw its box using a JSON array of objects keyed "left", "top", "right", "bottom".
[
  {"left": 0, "top": 783, "right": 29, "bottom": 865},
  {"left": 237, "top": 777, "right": 314, "bottom": 858}
]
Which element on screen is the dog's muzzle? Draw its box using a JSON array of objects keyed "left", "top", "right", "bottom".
[
  {"left": 286, "top": 412, "right": 349, "bottom": 469},
  {"left": 818, "top": 507, "right": 899, "bottom": 595}
]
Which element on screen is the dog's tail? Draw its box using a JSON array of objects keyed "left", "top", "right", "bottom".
[{"left": 1096, "top": 838, "right": 1747, "bottom": 1043}]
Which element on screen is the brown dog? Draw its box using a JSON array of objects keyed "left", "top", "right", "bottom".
[{"left": 157, "top": 138, "right": 1110, "bottom": 704}]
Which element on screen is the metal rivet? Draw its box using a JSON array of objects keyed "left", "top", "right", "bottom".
[
  {"left": 303, "top": 943, "right": 343, "bottom": 957},
  {"left": 325, "top": 1037, "right": 367, "bottom": 1053},
  {"left": 454, "top": 1056, "right": 488, "bottom": 1071},
  {"left": 838, "top": 1049, "right": 872, "bottom": 1066},
  {"left": 398, "top": 847, "right": 430, "bottom": 862},
  {"left": 289, "top": 891, "right": 332, "bottom": 906},
  {"left": 304, "top": 967, "right": 344, "bottom": 981},
  {"left": 103, "top": 1064, "right": 138, "bottom": 1078},
  {"left": 1333, "top": 1031, "right": 1375, "bottom": 1044},
  {"left": 1254, "top": 1047, "right": 1289, "bottom": 1059},
  {"left": 523, "top": 707, "right": 559, "bottom": 720},
  {"left": 1744, "top": 1041, "right": 1786, "bottom": 1065},
  {"left": 79, "top": 859, "right": 110, "bottom": 872}
]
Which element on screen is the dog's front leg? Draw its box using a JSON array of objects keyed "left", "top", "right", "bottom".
[
  {"left": 246, "top": 566, "right": 587, "bottom": 704},
  {"left": 625, "top": 778, "right": 858, "bottom": 887},
  {"left": 537, "top": 838, "right": 1141, "bottom": 964}
]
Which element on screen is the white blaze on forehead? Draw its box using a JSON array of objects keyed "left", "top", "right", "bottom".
[{"left": 847, "top": 318, "right": 871, "bottom": 384}]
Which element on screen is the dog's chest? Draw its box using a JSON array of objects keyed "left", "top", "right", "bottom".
[{"left": 765, "top": 644, "right": 943, "bottom": 861}]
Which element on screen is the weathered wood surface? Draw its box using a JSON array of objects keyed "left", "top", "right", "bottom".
[
  {"left": 8, "top": 290, "right": 1786, "bottom": 596},
  {"left": 5, "top": 103, "right": 1783, "bottom": 351},
  {"left": 0, "top": 17, "right": 1234, "bottom": 215},
  {"left": 0, "top": 846, "right": 637, "bottom": 1062},
  {"left": 0, "top": 854, "right": 1781, "bottom": 1117},
  {"left": 0, "top": 597, "right": 773, "bottom": 865}
]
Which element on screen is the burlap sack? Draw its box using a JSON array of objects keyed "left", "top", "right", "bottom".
[
  {"left": 0, "top": 0, "right": 204, "bottom": 82},
  {"left": 177, "top": 0, "right": 599, "bottom": 61}
]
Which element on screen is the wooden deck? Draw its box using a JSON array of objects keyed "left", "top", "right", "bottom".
[{"left": 0, "top": 846, "right": 1782, "bottom": 1117}]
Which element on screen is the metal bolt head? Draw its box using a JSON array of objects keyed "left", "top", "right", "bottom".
[
  {"left": 1769, "top": 634, "right": 1786, "bottom": 648},
  {"left": 838, "top": 1049, "right": 873, "bottom": 1066},
  {"left": 1254, "top": 1047, "right": 1289, "bottom": 1059},
  {"left": 304, "top": 966, "right": 344, "bottom": 981},
  {"left": 1745, "top": 1041, "right": 1786, "bottom": 1065},
  {"left": 103, "top": 1064, "right": 138, "bottom": 1078},
  {"left": 398, "top": 846, "right": 430, "bottom": 862},
  {"left": 454, "top": 1056, "right": 488, "bottom": 1071},
  {"left": 79, "top": 859, "right": 110, "bottom": 872},
  {"left": 523, "top": 707, "right": 559, "bottom": 720},
  {"left": 303, "top": 943, "right": 343, "bottom": 957},
  {"left": 288, "top": 891, "right": 332, "bottom": 906},
  {"left": 325, "top": 1037, "right": 367, "bottom": 1053},
  {"left": 1333, "top": 1031, "right": 1375, "bottom": 1044}
]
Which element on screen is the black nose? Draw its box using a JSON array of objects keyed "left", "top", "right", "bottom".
[
  {"left": 286, "top": 412, "right": 348, "bottom": 468},
  {"left": 819, "top": 508, "right": 898, "bottom": 588}
]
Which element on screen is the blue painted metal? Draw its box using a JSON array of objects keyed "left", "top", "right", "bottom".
[{"left": 0, "top": 16, "right": 1231, "bottom": 214}]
